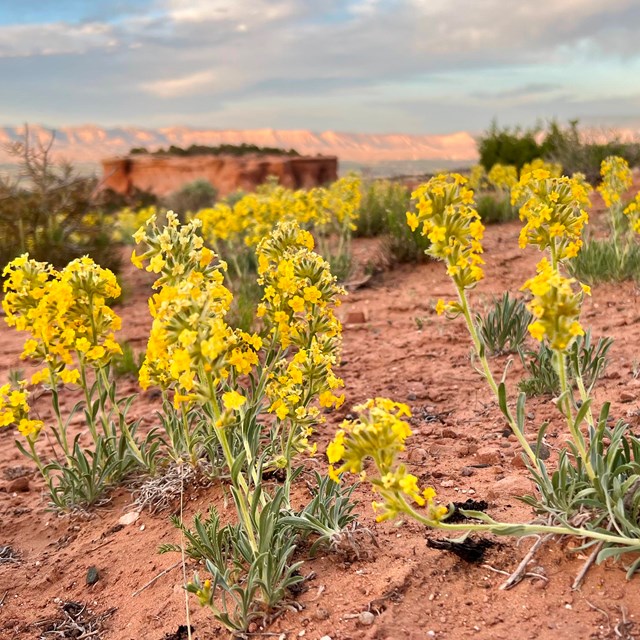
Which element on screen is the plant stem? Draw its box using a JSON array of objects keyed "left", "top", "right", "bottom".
[
  {"left": 456, "top": 284, "right": 539, "bottom": 468},
  {"left": 554, "top": 350, "right": 596, "bottom": 481}
]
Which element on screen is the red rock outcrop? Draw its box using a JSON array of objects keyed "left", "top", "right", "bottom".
[{"left": 100, "top": 153, "right": 338, "bottom": 197}]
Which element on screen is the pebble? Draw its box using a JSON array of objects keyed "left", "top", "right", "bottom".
[
  {"left": 319, "top": 636, "right": 332, "bottom": 640},
  {"left": 118, "top": 511, "right": 140, "bottom": 526},
  {"left": 620, "top": 391, "right": 635, "bottom": 403},
  {"left": 86, "top": 566, "right": 99, "bottom": 586},
  {"left": 7, "top": 477, "right": 30, "bottom": 493},
  {"left": 487, "top": 475, "right": 531, "bottom": 500},
  {"left": 460, "top": 467, "right": 475, "bottom": 477},
  {"left": 345, "top": 311, "right": 366, "bottom": 324},
  {"left": 475, "top": 447, "right": 501, "bottom": 465},
  {"left": 408, "top": 447, "right": 427, "bottom": 462},
  {"left": 440, "top": 480, "right": 455, "bottom": 488},
  {"left": 314, "top": 608, "right": 330, "bottom": 621},
  {"left": 407, "top": 392, "right": 417, "bottom": 401},
  {"left": 359, "top": 611, "right": 375, "bottom": 626}
]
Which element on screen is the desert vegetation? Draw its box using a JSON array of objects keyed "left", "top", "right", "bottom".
[{"left": 1, "top": 125, "right": 640, "bottom": 640}]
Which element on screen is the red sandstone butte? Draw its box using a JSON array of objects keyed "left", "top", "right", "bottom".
[{"left": 99, "top": 153, "right": 338, "bottom": 197}]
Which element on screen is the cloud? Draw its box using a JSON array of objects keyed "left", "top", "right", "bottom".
[
  {"left": 1, "top": 0, "right": 640, "bottom": 133},
  {"left": 141, "top": 69, "right": 216, "bottom": 97},
  {"left": 0, "top": 21, "right": 118, "bottom": 58}
]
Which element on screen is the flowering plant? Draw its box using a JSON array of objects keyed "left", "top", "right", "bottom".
[
  {"left": 2, "top": 254, "right": 151, "bottom": 508},
  {"left": 329, "top": 171, "right": 640, "bottom": 586}
]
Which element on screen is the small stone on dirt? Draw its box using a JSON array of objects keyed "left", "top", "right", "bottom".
[
  {"left": 314, "top": 608, "right": 330, "bottom": 621},
  {"left": 345, "top": 311, "right": 366, "bottom": 324},
  {"left": 118, "top": 511, "right": 140, "bottom": 526},
  {"left": 487, "top": 475, "right": 531, "bottom": 500},
  {"left": 460, "top": 467, "right": 475, "bottom": 477},
  {"left": 8, "top": 477, "right": 30, "bottom": 492},
  {"left": 620, "top": 391, "right": 635, "bottom": 403},
  {"left": 475, "top": 447, "right": 501, "bottom": 465},
  {"left": 86, "top": 566, "right": 99, "bottom": 585},
  {"left": 359, "top": 611, "right": 375, "bottom": 625}
]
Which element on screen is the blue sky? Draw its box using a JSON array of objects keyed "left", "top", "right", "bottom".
[{"left": 0, "top": 0, "right": 639, "bottom": 134}]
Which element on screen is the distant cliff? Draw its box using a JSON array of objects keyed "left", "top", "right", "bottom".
[
  {"left": 101, "top": 153, "right": 338, "bottom": 197},
  {"left": 0, "top": 124, "right": 478, "bottom": 164}
]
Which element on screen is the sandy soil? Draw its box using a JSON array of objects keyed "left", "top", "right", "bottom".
[{"left": 1, "top": 210, "right": 640, "bottom": 640}]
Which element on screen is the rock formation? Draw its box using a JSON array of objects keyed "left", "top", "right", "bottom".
[{"left": 100, "top": 153, "right": 338, "bottom": 197}]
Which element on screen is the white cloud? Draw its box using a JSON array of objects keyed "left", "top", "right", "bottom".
[
  {"left": 141, "top": 69, "right": 216, "bottom": 97},
  {"left": 0, "top": 22, "right": 117, "bottom": 58}
]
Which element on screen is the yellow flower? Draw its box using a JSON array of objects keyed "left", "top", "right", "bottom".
[
  {"left": 435, "top": 299, "right": 446, "bottom": 316},
  {"left": 288, "top": 296, "right": 305, "bottom": 313},
  {"left": 131, "top": 250, "right": 145, "bottom": 269},
  {"left": 528, "top": 321, "right": 546, "bottom": 342},
  {"left": 60, "top": 368, "right": 80, "bottom": 385},
  {"left": 222, "top": 390, "right": 246, "bottom": 411}
]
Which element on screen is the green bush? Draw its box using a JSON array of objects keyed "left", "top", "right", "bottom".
[
  {"left": 478, "top": 121, "right": 547, "bottom": 171},
  {"left": 476, "top": 193, "right": 519, "bottom": 224},
  {"left": 0, "top": 128, "right": 120, "bottom": 273},
  {"left": 166, "top": 179, "right": 218, "bottom": 216},
  {"left": 569, "top": 237, "right": 640, "bottom": 284},
  {"left": 477, "top": 293, "right": 532, "bottom": 356},
  {"left": 478, "top": 119, "right": 640, "bottom": 185},
  {"left": 544, "top": 120, "right": 640, "bottom": 185},
  {"left": 356, "top": 180, "right": 410, "bottom": 237}
]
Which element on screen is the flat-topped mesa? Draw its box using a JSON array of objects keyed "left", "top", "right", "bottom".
[{"left": 99, "top": 153, "right": 339, "bottom": 198}]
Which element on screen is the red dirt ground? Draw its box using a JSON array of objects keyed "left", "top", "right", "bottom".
[{"left": 1, "top": 207, "right": 639, "bottom": 640}]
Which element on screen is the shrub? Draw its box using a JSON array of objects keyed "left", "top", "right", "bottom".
[
  {"left": 166, "top": 179, "right": 217, "bottom": 216},
  {"left": 356, "top": 180, "right": 409, "bottom": 238},
  {"left": 476, "top": 293, "right": 532, "bottom": 356},
  {"left": 478, "top": 121, "right": 546, "bottom": 171},
  {"left": 0, "top": 128, "right": 120, "bottom": 274},
  {"left": 475, "top": 194, "right": 518, "bottom": 224}
]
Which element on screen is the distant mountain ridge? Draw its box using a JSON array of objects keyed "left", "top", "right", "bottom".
[{"left": 0, "top": 124, "right": 479, "bottom": 164}]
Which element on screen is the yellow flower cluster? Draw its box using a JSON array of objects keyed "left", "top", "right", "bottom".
[
  {"left": 521, "top": 258, "right": 589, "bottom": 350},
  {"left": 112, "top": 206, "right": 160, "bottom": 243},
  {"left": 196, "top": 176, "right": 361, "bottom": 252},
  {"left": 407, "top": 173, "right": 485, "bottom": 290},
  {"left": 327, "top": 398, "right": 447, "bottom": 523},
  {"left": 520, "top": 158, "right": 562, "bottom": 180},
  {"left": 0, "top": 382, "right": 43, "bottom": 439},
  {"left": 132, "top": 211, "right": 220, "bottom": 287},
  {"left": 467, "top": 164, "right": 487, "bottom": 191},
  {"left": 487, "top": 163, "right": 518, "bottom": 191},
  {"left": 623, "top": 193, "right": 640, "bottom": 233},
  {"left": 132, "top": 212, "right": 253, "bottom": 404},
  {"left": 256, "top": 221, "right": 345, "bottom": 449},
  {"left": 3, "top": 254, "right": 123, "bottom": 385},
  {"left": 598, "top": 156, "right": 632, "bottom": 208},
  {"left": 511, "top": 169, "right": 590, "bottom": 260}
]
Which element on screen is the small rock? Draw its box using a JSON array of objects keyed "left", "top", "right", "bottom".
[
  {"left": 118, "top": 511, "right": 140, "bottom": 526},
  {"left": 475, "top": 447, "right": 501, "bottom": 465},
  {"left": 408, "top": 447, "right": 427, "bottom": 463},
  {"left": 407, "top": 392, "right": 417, "bottom": 401},
  {"left": 358, "top": 611, "right": 375, "bottom": 626},
  {"left": 319, "top": 636, "right": 332, "bottom": 640},
  {"left": 441, "top": 428, "right": 459, "bottom": 439},
  {"left": 487, "top": 475, "right": 531, "bottom": 500},
  {"left": 537, "top": 442, "right": 551, "bottom": 460},
  {"left": 345, "top": 311, "right": 367, "bottom": 324},
  {"left": 440, "top": 479, "right": 455, "bottom": 488},
  {"left": 511, "top": 453, "right": 527, "bottom": 469},
  {"left": 314, "top": 608, "right": 330, "bottom": 621},
  {"left": 86, "top": 566, "right": 99, "bottom": 586},
  {"left": 620, "top": 391, "right": 635, "bottom": 403},
  {"left": 8, "top": 477, "right": 30, "bottom": 493},
  {"left": 460, "top": 467, "right": 475, "bottom": 477}
]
